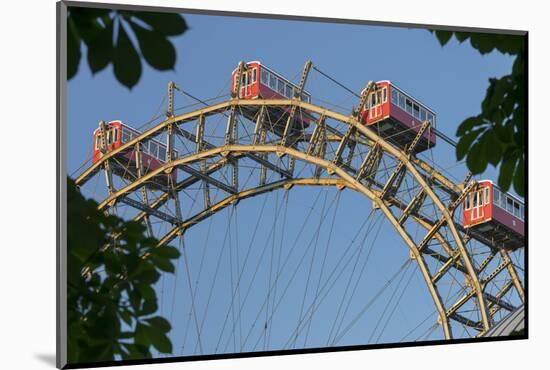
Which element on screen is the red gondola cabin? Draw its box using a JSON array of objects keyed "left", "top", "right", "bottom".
[
  {"left": 361, "top": 81, "right": 437, "bottom": 153},
  {"left": 463, "top": 180, "right": 525, "bottom": 250},
  {"left": 230, "top": 61, "right": 313, "bottom": 132},
  {"left": 92, "top": 120, "right": 177, "bottom": 190}
]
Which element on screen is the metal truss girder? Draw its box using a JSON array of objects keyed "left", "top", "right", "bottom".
[
  {"left": 119, "top": 196, "right": 181, "bottom": 225},
  {"left": 417, "top": 216, "right": 447, "bottom": 253},
  {"left": 407, "top": 120, "right": 431, "bottom": 154},
  {"left": 332, "top": 125, "right": 355, "bottom": 165},
  {"left": 356, "top": 144, "right": 382, "bottom": 183},
  {"left": 451, "top": 313, "right": 484, "bottom": 331},
  {"left": 135, "top": 142, "right": 153, "bottom": 236},
  {"left": 398, "top": 187, "right": 427, "bottom": 225},
  {"left": 99, "top": 121, "right": 115, "bottom": 195},
  {"left": 176, "top": 126, "right": 292, "bottom": 179},
  {"left": 132, "top": 156, "right": 234, "bottom": 224},
  {"left": 157, "top": 177, "right": 351, "bottom": 246},
  {"left": 280, "top": 60, "right": 312, "bottom": 146},
  {"left": 481, "top": 259, "right": 511, "bottom": 288},
  {"left": 179, "top": 164, "right": 237, "bottom": 194},
  {"left": 489, "top": 281, "right": 514, "bottom": 317},
  {"left": 484, "top": 293, "right": 515, "bottom": 312},
  {"left": 500, "top": 249, "right": 525, "bottom": 303},
  {"left": 431, "top": 250, "right": 463, "bottom": 283},
  {"left": 477, "top": 251, "right": 497, "bottom": 274},
  {"left": 446, "top": 290, "right": 476, "bottom": 317},
  {"left": 253, "top": 106, "right": 267, "bottom": 145},
  {"left": 76, "top": 99, "right": 462, "bottom": 197},
  {"left": 355, "top": 81, "right": 375, "bottom": 119},
  {"left": 380, "top": 162, "right": 406, "bottom": 199}
]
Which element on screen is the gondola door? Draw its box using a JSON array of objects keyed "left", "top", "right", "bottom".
[
  {"left": 369, "top": 90, "right": 383, "bottom": 121},
  {"left": 240, "top": 70, "right": 251, "bottom": 98},
  {"left": 470, "top": 189, "right": 485, "bottom": 222}
]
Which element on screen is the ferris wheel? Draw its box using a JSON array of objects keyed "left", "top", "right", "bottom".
[{"left": 74, "top": 60, "right": 525, "bottom": 356}]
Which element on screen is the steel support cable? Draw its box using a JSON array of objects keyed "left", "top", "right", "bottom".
[
  {"left": 216, "top": 189, "right": 304, "bottom": 353},
  {"left": 184, "top": 205, "right": 235, "bottom": 354},
  {"left": 325, "top": 208, "right": 378, "bottom": 345},
  {"left": 228, "top": 203, "right": 238, "bottom": 352},
  {"left": 418, "top": 322, "right": 440, "bottom": 341},
  {"left": 328, "top": 212, "right": 386, "bottom": 346},
  {"left": 263, "top": 190, "right": 281, "bottom": 350},
  {"left": 303, "top": 191, "right": 343, "bottom": 346},
  {"left": 179, "top": 215, "right": 215, "bottom": 354},
  {"left": 234, "top": 205, "right": 244, "bottom": 349},
  {"left": 193, "top": 193, "right": 270, "bottom": 354},
  {"left": 332, "top": 259, "right": 413, "bottom": 345},
  {"left": 213, "top": 188, "right": 325, "bottom": 353},
  {"left": 399, "top": 310, "right": 437, "bottom": 342},
  {"left": 280, "top": 212, "right": 384, "bottom": 349},
  {"left": 367, "top": 260, "right": 414, "bottom": 343},
  {"left": 245, "top": 192, "right": 342, "bottom": 352},
  {"left": 180, "top": 235, "right": 204, "bottom": 354},
  {"left": 327, "top": 215, "right": 386, "bottom": 346},
  {"left": 238, "top": 191, "right": 343, "bottom": 352},
  {"left": 374, "top": 263, "right": 418, "bottom": 344},
  {"left": 291, "top": 190, "right": 330, "bottom": 349},
  {"left": 267, "top": 190, "right": 291, "bottom": 349},
  {"left": 264, "top": 192, "right": 282, "bottom": 350}
]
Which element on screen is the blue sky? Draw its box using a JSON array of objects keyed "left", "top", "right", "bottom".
[{"left": 68, "top": 11, "right": 518, "bottom": 358}]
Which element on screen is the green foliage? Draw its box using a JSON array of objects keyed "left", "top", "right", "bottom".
[
  {"left": 510, "top": 327, "right": 525, "bottom": 336},
  {"left": 431, "top": 30, "right": 526, "bottom": 196},
  {"left": 67, "top": 7, "right": 188, "bottom": 89},
  {"left": 67, "top": 177, "right": 180, "bottom": 364}
]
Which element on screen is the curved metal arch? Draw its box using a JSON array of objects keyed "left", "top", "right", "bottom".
[
  {"left": 77, "top": 98, "right": 511, "bottom": 336},
  {"left": 91, "top": 143, "right": 457, "bottom": 337}
]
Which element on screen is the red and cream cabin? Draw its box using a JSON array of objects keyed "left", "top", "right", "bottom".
[
  {"left": 230, "top": 61, "right": 313, "bottom": 129},
  {"left": 463, "top": 180, "right": 525, "bottom": 250},
  {"left": 361, "top": 81, "right": 437, "bottom": 154},
  {"left": 92, "top": 120, "right": 177, "bottom": 189}
]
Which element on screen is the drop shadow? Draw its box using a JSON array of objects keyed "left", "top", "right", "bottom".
[{"left": 34, "top": 353, "right": 57, "bottom": 367}]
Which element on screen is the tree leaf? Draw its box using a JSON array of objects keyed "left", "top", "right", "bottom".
[
  {"left": 128, "top": 21, "right": 176, "bottom": 71},
  {"left": 87, "top": 18, "right": 114, "bottom": 74},
  {"left": 456, "top": 115, "right": 484, "bottom": 137},
  {"left": 137, "top": 283, "right": 156, "bottom": 300},
  {"left": 140, "top": 299, "right": 158, "bottom": 315},
  {"left": 435, "top": 30, "right": 453, "bottom": 46},
  {"left": 150, "top": 245, "right": 180, "bottom": 259},
  {"left": 466, "top": 141, "right": 488, "bottom": 174},
  {"left": 456, "top": 128, "right": 483, "bottom": 161},
  {"left": 120, "top": 309, "right": 133, "bottom": 326},
  {"left": 67, "top": 20, "right": 81, "bottom": 80},
  {"left": 113, "top": 23, "right": 141, "bottom": 89},
  {"left": 145, "top": 316, "right": 171, "bottom": 333},
  {"left": 454, "top": 32, "right": 470, "bottom": 43},
  {"left": 498, "top": 151, "right": 518, "bottom": 192},
  {"left": 480, "top": 129, "right": 502, "bottom": 167},
  {"left": 126, "top": 11, "right": 188, "bottom": 36},
  {"left": 145, "top": 326, "right": 173, "bottom": 353},
  {"left": 135, "top": 322, "right": 151, "bottom": 346},
  {"left": 513, "top": 155, "right": 525, "bottom": 196}
]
